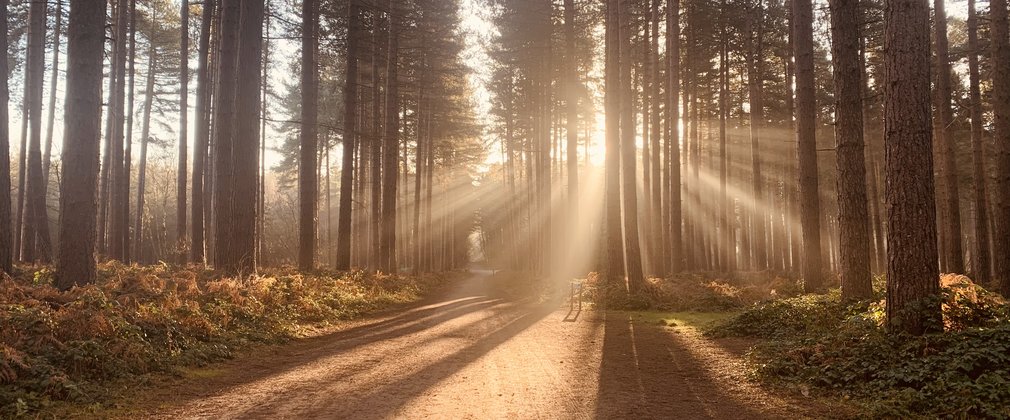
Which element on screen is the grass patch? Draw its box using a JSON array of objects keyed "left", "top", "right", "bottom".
[{"left": 0, "top": 263, "right": 458, "bottom": 418}]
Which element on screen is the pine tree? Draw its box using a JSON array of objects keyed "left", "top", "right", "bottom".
[{"left": 57, "top": 0, "right": 108, "bottom": 289}]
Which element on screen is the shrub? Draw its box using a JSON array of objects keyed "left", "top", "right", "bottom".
[
  {"left": 0, "top": 263, "right": 453, "bottom": 417},
  {"left": 712, "top": 275, "right": 1010, "bottom": 418}
]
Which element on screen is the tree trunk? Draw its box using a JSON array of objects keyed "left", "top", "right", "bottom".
[
  {"left": 299, "top": 0, "right": 318, "bottom": 270},
  {"left": 43, "top": 0, "right": 62, "bottom": 189},
  {"left": 191, "top": 0, "right": 214, "bottom": 264},
  {"left": 619, "top": 0, "right": 644, "bottom": 293},
  {"left": 883, "top": 0, "right": 942, "bottom": 334},
  {"left": 967, "top": 0, "right": 990, "bottom": 285},
  {"left": 746, "top": 2, "right": 766, "bottom": 271},
  {"left": 380, "top": 0, "right": 401, "bottom": 273},
  {"left": 564, "top": 0, "right": 578, "bottom": 274},
  {"left": 336, "top": 0, "right": 360, "bottom": 270},
  {"left": 229, "top": 0, "right": 265, "bottom": 273},
  {"left": 603, "top": 0, "right": 625, "bottom": 283},
  {"left": 212, "top": 0, "right": 240, "bottom": 268},
  {"left": 933, "top": 0, "right": 963, "bottom": 274},
  {"left": 992, "top": 0, "right": 1010, "bottom": 294},
  {"left": 0, "top": 0, "right": 11, "bottom": 273},
  {"left": 667, "top": 0, "right": 681, "bottom": 274},
  {"left": 794, "top": 0, "right": 822, "bottom": 290},
  {"left": 178, "top": 0, "right": 190, "bottom": 263},
  {"left": 829, "top": 0, "right": 872, "bottom": 299},
  {"left": 22, "top": 0, "right": 52, "bottom": 262},
  {"left": 57, "top": 0, "right": 107, "bottom": 289},
  {"left": 134, "top": 48, "right": 156, "bottom": 264}
]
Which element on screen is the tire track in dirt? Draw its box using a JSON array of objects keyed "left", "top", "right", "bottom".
[{"left": 141, "top": 271, "right": 839, "bottom": 419}]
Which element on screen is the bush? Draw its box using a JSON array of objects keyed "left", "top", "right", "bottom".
[
  {"left": 0, "top": 263, "right": 453, "bottom": 417},
  {"left": 712, "top": 275, "right": 1010, "bottom": 418},
  {"left": 586, "top": 271, "right": 804, "bottom": 312}
]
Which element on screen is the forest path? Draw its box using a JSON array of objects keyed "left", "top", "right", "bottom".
[{"left": 142, "top": 270, "right": 833, "bottom": 419}]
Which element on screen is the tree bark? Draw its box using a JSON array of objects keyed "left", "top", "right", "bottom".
[
  {"left": 992, "top": 0, "right": 1010, "bottom": 294},
  {"left": 134, "top": 48, "right": 156, "bottom": 264},
  {"left": 380, "top": 0, "right": 401, "bottom": 273},
  {"left": 299, "top": 0, "right": 318, "bottom": 270},
  {"left": 603, "top": 0, "right": 625, "bottom": 283},
  {"left": 43, "top": 0, "right": 62, "bottom": 189},
  {"left": 883, "top": 0, "right": 942, "bottom": 334},
  {"left": 619, "top": 0, "right": 645, "bottom": 293},
  {"left": 666, "top": 0, "right": 681, "bottom": 274},
  {"left": 0, "top": 0, "right": 11, "bottom": 273},
  {"left": 22, "top": 0, "right": 52, "bottom": 262},
  {"left": 212, "top": 0, "right": 240, "bottom": 268},
  {"left": 794, "top": 0, "right": 822, "bottom": 290},
  {"left": 229, "top": 0, "right": 265, "bottom": 273},
  {"left": 746, "top": 1, "right": 766, "bottom": 270},
  {"left": 191, "top": 0, "right": 214, "bottom": 264},
  {"left": 967, "top": 0, "right": 990, "bottom": 285},
  {"left": 829, "top": 0, "right": 872, "bottom": 299},
  {"left": 57, "top": 0, "right": 107, "bottom": 289},
  {"left": 336, "top": 0, "right": 360, "bottom": 270},
  {"left": 933, "top": 0, "right": 963, "bottom": 273},
  {"left": 178, "top": 0, "right": 190, "bottom": 263}
]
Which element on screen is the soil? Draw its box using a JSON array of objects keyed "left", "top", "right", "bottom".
[{"left": 132, "top": 270, "right": 853, "bottom": 419}]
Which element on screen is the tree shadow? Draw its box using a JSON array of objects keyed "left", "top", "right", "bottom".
[{"left": 594, "top": 312, "right": 779, "bottom": 419}]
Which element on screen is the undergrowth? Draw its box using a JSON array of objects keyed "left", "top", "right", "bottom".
[
  {"left": 711, "top": 274, "right": 1010, "bottom": 418},
  {"left": 586, "top": 271, "right": 803, "bottom": 311},
  {"left": 0, "top": 262, "right": 453, "bottom": 417}
]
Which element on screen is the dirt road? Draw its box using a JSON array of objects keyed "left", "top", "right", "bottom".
[{"left": 144, "top": 270, "right": 830, "bottom": 419}]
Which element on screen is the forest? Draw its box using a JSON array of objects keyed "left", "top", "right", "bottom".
[{"left": 1, "top": 0, "right": 1010, "bottom": 417}]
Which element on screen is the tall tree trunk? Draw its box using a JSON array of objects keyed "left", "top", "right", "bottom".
[
  {"left": 884, "top": 0, "right": 941, "bottom": 334},
  {"left": 603, "top": 0, "right": 625, "bottom": 283},
  {"left": 336, "top": 0, "right": 360, "bottom": 270},
  {"left": 719, "top": 11, "right": 731, "bottom": 271},
  {"left": 829, "top": 0, "right": 872, "bottom": 299},
  {"left": 43, "top": 0, "right": 62, "bottom": 189},
  {"left": 649, "top": 0, "right": 664, "bottom": 275},
  {"left": 619, "top": 0, "right": 645, "bottom": 293},
  {"left": 178, "top": 0, "right": 190, "bottom": 263},
  {"left": 564, "top": 0, "right": 578, "bottom": 274},
  {"left": 746, "top": 2, "right": 766, "bottom": 271},
  {"left": 380, "top": 0, "right": 400, "bottom": 273},
  {"left": 666, "top": 0, "right": 681, "bottom": 274},
  {"left": 0, "top": 0, "right": 11, "bottom": 273},
  {"left": 134, "top": 48, "right": 156, "bottom": 264},
  {"left": 992, "top": 0, "right": 1010, "bottom": 294},
  {"left": 57, "top": 0, "right": 107, "bottom": 289},
  {"left": 933, "top": 0, "right": 963, "bottom": 273},
  {"left": 230, "top": 0, "right": 265, "bottom": 273},
  {"left": 967, "top": 0, "right": 990, "bottom": 285},
  {"left": 794, "top": 0, "right": 822, "bottom": 290},
  {"left": 107, "top": 0, "right": 129, "bottom": 261},
  {"left": 22, "top": 0, "right": 52, "bottom": 262},
  {"left": 369, "top": 21, "right": 383, "bottom": 270},
  {"left": 212, "top": 0, "right": 241, "bottom": 268},
  {"left": 299, "top": 0, "right": 318, "bottom": 270},
  {"left": 121, "top": 0, "right": 136, "bottom": 263},
  {"left": 191, "top": 0, "right": 214, "bottom": 263}
]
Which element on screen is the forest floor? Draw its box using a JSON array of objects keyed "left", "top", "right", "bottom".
[{"left": 122, "top": 270, "right": 855, "bottom": 419}]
